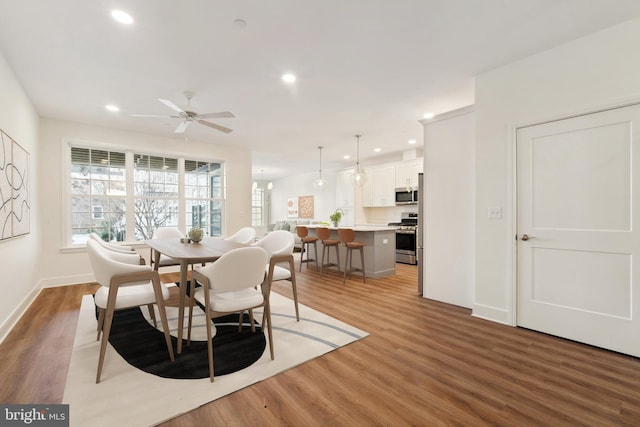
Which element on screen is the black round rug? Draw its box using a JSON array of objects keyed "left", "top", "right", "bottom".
[{"left": 102, "top": 307, "right": 266, "bottom": 379}]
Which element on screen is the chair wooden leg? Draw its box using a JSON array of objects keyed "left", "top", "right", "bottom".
[
  {"left": 312, "top": 241, "right": 319, "bottom": 271},
  {"left": 334, "top": 245, "right": 341, "bottom": 273},
  {"left": 96, "top": 307, "right": 105, "bottom": 340},
  {"left": 147, "top": 304, "right": 158, "bottom": 327},
  {"left": 249, "top": 309, "right": 256, "bottom": 333},
  {"left": 151, "top": 279, "right": 175, "bottom": 363},
  {"left": 288, "top": 257, "right": 300, "bottom": 321},
  {"left": 342, "top": 248, "right": 349, "bottom": 285},
  {"left": 205, "top": 311, "right": 215, "bottom": 383},
  {"left": 238, "top": 310, "right": 245, "bottom": 332},
  {"left": 96, "top": 287, "right": 119, "bottom": 384},
  {"left": 320, "top": 245, "right": 327, "bottom": 278},
  {"left": 264, "top": 301, "right": 275, "bottom": 360},
  {"left": 299, "top": 242, "right": 305, "bottom": 272},
  {"left": 360, "top": 247, "right": 366, "bottom": 283}
]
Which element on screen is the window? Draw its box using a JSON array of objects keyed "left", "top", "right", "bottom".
[
  {"left": 68, "top": 144, "right": 225, "bottom": 245},
  {"left": 70, "top": 148, "right": 126, "bottom": 244},
  {"left": 252, "top": 186, "right": 264, "bottom": 227},
  {"left": 133, "top": 155, "right": 179, "bottom": 240},
  {"left": 185, "top": 160, "right": 222, "bottom": 237}
]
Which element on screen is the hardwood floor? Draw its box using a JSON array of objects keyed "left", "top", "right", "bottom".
[{"left": 2, "top": 263, "right": 640, "bottom": 425}]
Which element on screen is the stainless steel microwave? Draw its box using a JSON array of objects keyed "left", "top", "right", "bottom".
[{"left": 395, "top": 188, "right": 418, "bottom": 205}]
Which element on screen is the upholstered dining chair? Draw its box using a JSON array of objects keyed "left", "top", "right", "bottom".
[
  {"left": 225, "top": 227, "right": 256, "bottom": 244},
  {"left": 87, "top": 239, "right": 174, "bottom": 383},
  {"left": 186, "top": 246, "right": 271, "bottom": 382},
  {"left": 150, "top": 226, "right": 184, "bottom": 271},
  {"left": 89, "top": 232, "right": 136, "bottom": 255},
  {"left": 252, "top": 230, "right": 299, "bottom": 321}
]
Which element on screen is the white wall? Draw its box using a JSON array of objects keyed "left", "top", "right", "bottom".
[
  {"left": 38, "top": 118, "right": 252, "bottom": 287},
  {"left": 474, "top": 17, "right": 640, "bottom": 324},
  {"left": 422, "top": 106, "right": 475, "bottom": 308},
  {"left": 0, "top": 52, "right": 41, "bottom": 340},
  {"left": 270, "top": 170, "right": 337, "bottom": 226}
]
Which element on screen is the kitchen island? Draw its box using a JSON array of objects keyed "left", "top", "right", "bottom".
[{"left": 304, "top": 225, "right": 396, "bottom": 279}]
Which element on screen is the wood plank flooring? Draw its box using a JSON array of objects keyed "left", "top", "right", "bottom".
[{"left": 2, "top": 262, "right": 640, "bottom": 425}]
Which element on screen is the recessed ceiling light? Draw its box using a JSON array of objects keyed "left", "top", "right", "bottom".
[
  {"left": 374, "top": 148, "right": 381, "bottom": 153},
  {"left": 423, "top": 112, "right": 435, "bottom": 119},
  {"left": 343, "top": 155, "right": 351, "bottom": 160},
  {"left": 111, "top": 10, "right": 134, "bottom": 25},
  {"left": 105, "top": 104, "right": 119, "bottom": 112},
  {"left": 282, "top": 73, "right": 296, "bottom": 83},
  {"left": 408, "top": 139, "right": 417, "bottom": 145}
]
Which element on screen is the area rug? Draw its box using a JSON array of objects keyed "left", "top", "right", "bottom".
[{"left": 63, "top": 287, "right": 368, "bottom": 427}]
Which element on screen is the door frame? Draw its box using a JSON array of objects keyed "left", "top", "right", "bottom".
[{"left": 506, "top": 97, "right": 640, "bottom": 327}]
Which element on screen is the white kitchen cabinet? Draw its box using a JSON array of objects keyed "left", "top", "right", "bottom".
[
  {"left": 362, "top": 166, "right": 395, "bottom": 207},
  {"left": 335, "top": 168, "right": 355, "bottom": 208},
  {"left": 395, "top": 159, "right": 423, "bottom": 189}
]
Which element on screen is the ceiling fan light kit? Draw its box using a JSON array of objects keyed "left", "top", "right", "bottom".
[{"left": 133, "top": 91, "right": 235, "bottom": 134}]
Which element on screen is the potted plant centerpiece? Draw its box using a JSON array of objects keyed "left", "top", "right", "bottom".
[
  {"left": 329, "top": 209, "right": 343, "bottom": 227},
  {"left": 188, "top": 227, "right": 204, "bottom": 243}
]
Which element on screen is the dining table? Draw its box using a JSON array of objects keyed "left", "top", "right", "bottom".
[{"left": 146, "top": 236, "right": 248, "bottom": 353}]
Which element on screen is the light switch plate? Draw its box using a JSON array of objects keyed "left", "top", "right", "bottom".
[{"left": 488, "top": 207, "right": 502, "bottom": 219}]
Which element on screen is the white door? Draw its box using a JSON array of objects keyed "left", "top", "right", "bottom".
[{"left": 516, "top": 104, "right": 640, "bottom": 357}]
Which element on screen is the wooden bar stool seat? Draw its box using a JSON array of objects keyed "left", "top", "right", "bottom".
[
  {"left": 317, "top": 227, "right": 341, "bottom": 277},
  {"left": 338, "top": 228, "right": 366, "bottom": 285},
  {"left": 296, "top": 226, "right": 318, "bottom": 271}
]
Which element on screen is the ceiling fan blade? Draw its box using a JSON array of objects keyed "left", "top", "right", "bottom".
[
  {"left": 196, "top": 111, "right": 236, "bottom": 119},
  {"left": 158, "top": 98, "right": 186, "bottom": 115},
  {"left": 131, "top": 114, "right": 178, "bottom": 118},
  {"left": 174, "top": 121, "right": 190, "bottom": 134},
  {"left": 197, "top": 120, "right": 233, "bottom": 133}
]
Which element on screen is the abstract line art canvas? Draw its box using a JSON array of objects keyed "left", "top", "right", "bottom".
[{"left": 0, "top": 130, "right": 30, "bottom": 240}]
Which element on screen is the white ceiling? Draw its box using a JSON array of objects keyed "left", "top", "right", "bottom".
[{"left": 1, "top": 0, "right": 640, "bottom": 180}]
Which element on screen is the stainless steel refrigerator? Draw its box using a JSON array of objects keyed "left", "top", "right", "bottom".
[{"left": 417, "top": 172, "right": 424, "bottom": 295}]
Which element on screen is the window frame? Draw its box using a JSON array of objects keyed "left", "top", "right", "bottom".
[{"left": 62, "top": 140, "right": 226, "bottom": 248}]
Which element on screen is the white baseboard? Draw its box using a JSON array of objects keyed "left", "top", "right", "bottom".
[
  {"left": 40, "top": 273, "right": 95, "bottom": 288},
  {"left": 0, "top": 285, "right": 42, "bottom": 344},
  {"left": 472, "top": 303, "right": 512, "bottom": 326}
]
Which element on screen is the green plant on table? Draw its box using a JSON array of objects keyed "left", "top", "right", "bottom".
[{"left": 188, "top": 227, "right": 204, "bottom": 243}]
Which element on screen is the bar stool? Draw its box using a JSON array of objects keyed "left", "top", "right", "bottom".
[
  {"left": 296, "top": 226, "right": 319, "bottom": 271},
  {"left": 338, "top": 228, "right": 366, "bottom": 285},
  {"left": 317, "top": 227, "right": 341, "bottom": 278}
]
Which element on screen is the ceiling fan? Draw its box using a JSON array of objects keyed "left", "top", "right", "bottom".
[{"left": 132, "top": 91, "right": 235, "bottom": 134}]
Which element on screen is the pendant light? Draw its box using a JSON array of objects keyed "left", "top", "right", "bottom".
[
  {"left": 312, "top": 146, "right": 328, "bottom": 191},
  {"left": 352, "top": 134, "right": 366, "bottom": 186},
  {"left": 258, "top": 169, "right": 273, "bottom": 191}
]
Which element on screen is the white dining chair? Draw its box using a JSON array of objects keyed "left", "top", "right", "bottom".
[
  {"left": 150, "top": 226, "right": 184, "bottom": 271},
  {"left": 89, "top": 232, "right": 136, "bottom": 255},
  {"left": 225, "top": 227, "right": 256, "bottom": 244},
  {"left": 87, "top": 239, "right": 174, "bottom": 383},
  {"left": 252, "top": 230, "right": 299, "bottom": 321},
  {"left": 186, "top": 246, "right": 271, "bottom": 382}
]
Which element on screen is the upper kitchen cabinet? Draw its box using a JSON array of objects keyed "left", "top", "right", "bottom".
[
  {"left": 395, "top": 159, "right": 423, "bottom": 189},
  {"left": 336, "top": 168, "right": 355, "bottom": 208},
  {"left": 362, "top": 165, "right": 395, "bottom": 207}
]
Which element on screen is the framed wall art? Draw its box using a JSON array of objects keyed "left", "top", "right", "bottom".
[
  {"left": 298, "top": 195, "right": 314, "bottom": 219},
  {"left": 287, "top": 197, "right": 299, "bottom": 218},
  {"left": 1, "top": 130, "right": 30, "bottom": 240}
]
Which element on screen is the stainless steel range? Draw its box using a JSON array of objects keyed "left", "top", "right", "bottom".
[{"left": 388, "top": 212, "right": 418, "bottom": 265}]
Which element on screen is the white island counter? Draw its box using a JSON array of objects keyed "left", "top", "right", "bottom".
[{"left": 303, "top": 225, "right": 396, "bottom": 278}]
